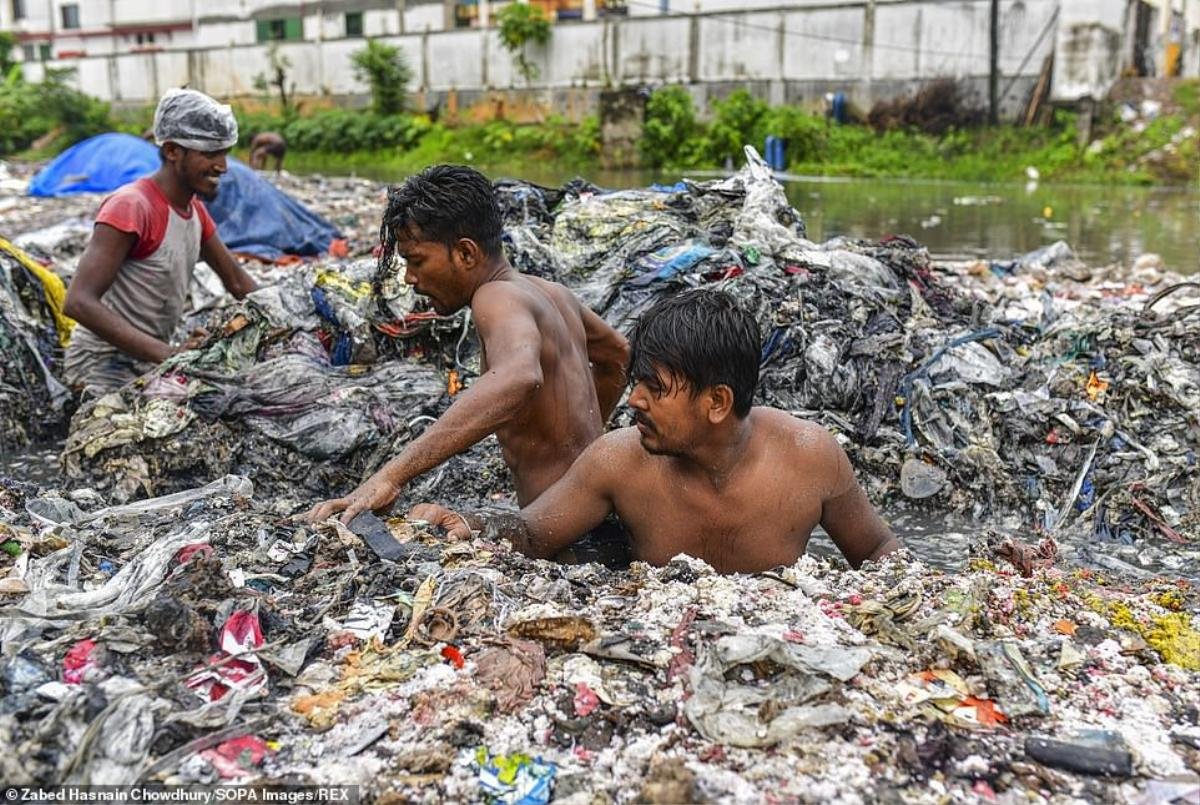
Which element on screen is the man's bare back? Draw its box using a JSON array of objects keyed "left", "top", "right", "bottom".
[
  {"left": 476, "top": 275, "right": 605, "bottom": 505},
  {"left": 249, "top": 132, "right": 286, "bottom": 171},
  {"left": 304, "top": 165, "right": 628, "bottom": 525}
]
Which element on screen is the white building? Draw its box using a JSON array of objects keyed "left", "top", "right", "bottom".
[
  {"left": 0, "top": 0, "right": 657, "bottom": 62},
  {"left": 3, "top": 0, "right": 1199, "bottom": 106}
]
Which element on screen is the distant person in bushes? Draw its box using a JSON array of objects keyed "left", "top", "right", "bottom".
[
  {"left": 249, "top": 131, "right": 287, "bottom": 173},
  {"left": 64, "top": 88, "right": 258, "bottom": 395}
]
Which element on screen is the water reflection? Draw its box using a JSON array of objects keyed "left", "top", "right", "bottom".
[
  {"left": 787, "top": 177, "right": 1200, "bottom": 273},
  {"left": 389, "top": 164, "right": 1199, "bottom": 274}
]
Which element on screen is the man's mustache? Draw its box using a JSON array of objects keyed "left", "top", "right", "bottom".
[{"left": 633, "top": 412, "right": 656, "bottom": 432}]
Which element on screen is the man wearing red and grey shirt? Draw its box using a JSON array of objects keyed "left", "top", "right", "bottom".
[{"left": 64, "top": 89, "right": 258, "bottom": 394}]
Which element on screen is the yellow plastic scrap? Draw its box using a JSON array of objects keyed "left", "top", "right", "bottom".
[
  {"left": 315, "top": 269, "right": 371, "bottom": 300},
  {"left": 1085, "top": 370, "right": 1110, "bottom": 401},
  {"left": 340, "top": 638, "right": 434, "bottom": 693},
  {"left": 403, "top": 576, "right": 437, "bottom": 645},
  {"left": 291, "top": 689, "right": 346, "bottom": 729},
  {"left": 1101, "top": 599, "right": 1200, "bottom": 670},
  {"left": 1145, "top": 613, "right": 1200, "bottom": 671},
  {"left": 0, "top": 236, "right": 75, "bottom": 346}
]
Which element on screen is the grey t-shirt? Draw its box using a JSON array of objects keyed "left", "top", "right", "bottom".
[{"left": 64, "top": 178, "right": 214, "bottom": 392}]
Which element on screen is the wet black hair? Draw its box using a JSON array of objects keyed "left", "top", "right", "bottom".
[
  {"left": 379, "top": 165, "right": 503, "bottom": 275},
  {"left": 628, "top": 289, "right": 761, "bottom": 418}
]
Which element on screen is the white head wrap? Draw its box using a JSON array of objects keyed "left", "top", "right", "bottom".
[{"left": 153, "top": 88, "right": 239, "bottom": 152}]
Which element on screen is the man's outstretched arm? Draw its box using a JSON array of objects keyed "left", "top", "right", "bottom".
[
  {"left": 409, "top": 431, "right": 623, "bottom": 559},
  {"left": 305, "top": 283, "right": 545, "bottom": 524},
  {"left": 200, "top": 234, "right": 258, "bottom": 299},
  {"left": 816, "top": 431, "right": 900, "bottom": 568}
]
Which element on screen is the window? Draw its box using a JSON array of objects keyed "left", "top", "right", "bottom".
[
  {"left": 345, "top": 12, "right": 363, "bottom": 37},
  {"left": 135, "top": 32, "right": 156, "bottom": 45},
  {"left": 256, "top": 17, "right": 302, "bottom": 42},
  {"left": 12, "top": 0, "right": 25, "bottom": 21},
  {"left": 39, "top": 43, "right": 50, "bottom": 60},
  {"left": 22, "top": 45, "right": 35, "bottom": 61},
  {"left": 60, "top": 3, "right": 80, "bottom": 29}
]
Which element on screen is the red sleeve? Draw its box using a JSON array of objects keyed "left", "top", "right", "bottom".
[
  {"left": 195, "top": 199, "right": 217, "bottom": 242},
  {"left": 95, "top": 182, "right": 167, "bottom": 259}
]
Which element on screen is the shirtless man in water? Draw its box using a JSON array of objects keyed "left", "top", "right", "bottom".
[
  {"left": 305, "top": 165, "right": 629, "bottom": 524},
  {"left": 411, "top": 290, "right": 900, "bottom": 573}
]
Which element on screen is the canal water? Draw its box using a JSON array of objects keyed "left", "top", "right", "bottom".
[{"left": 319, "top": 163, "right": 1200, "bottom": 274}]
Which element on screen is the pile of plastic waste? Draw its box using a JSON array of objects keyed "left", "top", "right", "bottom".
[
  {"left": 1, "top": 149, "right": 1198, "bottom": 801},
  {"left": 0, "top": 237, "right": 73, "bottom": 448},
  {"left": 52, "top": 151, "right": 1200, "bottom": 563},
  {"left": 0, "top": 477, "right": 1196, "bottom": 801}
]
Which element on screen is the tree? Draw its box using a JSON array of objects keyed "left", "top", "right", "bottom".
[
  {"left": 0, "top": 32, "right": 20, "bottom": 81},
  {"left": 496, "top": 3, "right": 550, "bottom": 85},
  {"left": 253, "top": 44, "right": 296, "bottom": 117},
  {"left": 350, "top": 39, "right": 412, "bottom": 115}
]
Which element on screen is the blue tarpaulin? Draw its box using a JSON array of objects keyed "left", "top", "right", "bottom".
[
  {"left": 204, "top": 158, "right": 340, "bottom": 261},
  {"left": 26, "top": 133, "right": 340, "bottom": 261},
  {"left": 27, "top": 133, "right": 159, "bottom": 198}
]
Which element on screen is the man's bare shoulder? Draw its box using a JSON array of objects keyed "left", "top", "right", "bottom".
[
  {"left": 573, "top": 426, "right": 646, "bottom": 477},
  {"left": 755, "top": 408, "right": 843, "bottom": 459},
  {"left": 473, "top": 277, "right": 535, "bottom": 308},
  {"left": 523, "top": 275, "right": 584, "bottom": 311},
  {"left": 590, "top": 426, "right": 645, "bottom": 460}
]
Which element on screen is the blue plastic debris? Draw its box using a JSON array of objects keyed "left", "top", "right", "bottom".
[
  {"left": 629, "top": 242, "right": 717, "bottom": 287},
  {"left": 474, "top": 748, "right": 556, "bottom": 805},
  {"left": 1076, "top": 477, "right": 1095, "bottom": 512}
]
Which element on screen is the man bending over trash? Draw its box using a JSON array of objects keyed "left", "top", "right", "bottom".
[
  {"left": 305, "top": 165, "right": 630, "bottom": 524},
  {"left": 64, "top": 89, "right": 258, "bottom": 394},
  {"left": 410, "top": 289, "right": 900, "bottom": 573}
]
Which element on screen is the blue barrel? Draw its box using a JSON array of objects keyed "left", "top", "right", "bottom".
[
  {"left": 764, "top": 135, "right": 787, "bottom": 171},
  {"left": 831, "top": 92, "right": 847, "bottom": 124}
]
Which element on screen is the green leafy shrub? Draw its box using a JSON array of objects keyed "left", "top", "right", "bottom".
[
  {"left": 279, "top": 109, "right": 430, "bottom": 152},
  {"left": 351, "top": 40, "right": 413, "bottom": 115},
  {"left": 759, "top": 106, "right": 826, "bottom": 165},
  {"left": 496, "top": 3, "right": 551, "bottom": 84},
  {"left": 704, "top": 89, "right": 768, "bottom": 166},
  {"left": 642, "top": 86, "right": 700, "bottom": 168},
  {"left": 0, "top": 67, "right": 112, "bottom": 155}
]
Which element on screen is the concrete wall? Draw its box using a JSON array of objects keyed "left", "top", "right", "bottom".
[
  {"left": 1053, "top": 0, "right": 1129, "bottom": 99},
  {"left": 9, "top": 0, "right": 1141, "bottom": 113}
]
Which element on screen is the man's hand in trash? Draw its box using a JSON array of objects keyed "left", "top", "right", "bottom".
[
  {"left": 174, "top": 327, "right": 210, "bottom": 354},
  {"left": 302, "top": 471, "right": 400, "bottom": 525},
  {"left": 407, "top": 503, "right": 474, "bottom": 541}
]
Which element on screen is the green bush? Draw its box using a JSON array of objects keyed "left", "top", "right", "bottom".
[
  {"left": 234, "top": 109, "right": 285, "bottom": 147},
  {"left": 0, "top": 31, "right": 17, "bottom": 75},
  {"left": 0, "top": 67, "right": 112, "bottom": 156},
  {"left": 496, "top": 3, "right": 551, "bottom": 84},
  {"left": 761, "top": 106, "right": 827, "bottom": 165},
  {"left": 642, "top": 86, "right": 700, "bottom": 168},
  {"left": 351, "top": 40, "right": 412, "bottom": 116},
  {"left": 704, "top": 89, "right": 768, "bottom": 166},
  {"left": 281, "top": 109, "right": 430, "bottom": 152}
]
